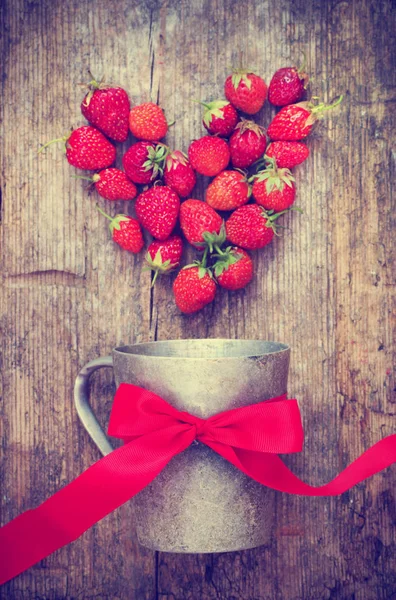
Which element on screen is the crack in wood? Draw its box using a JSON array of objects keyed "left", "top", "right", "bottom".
[{"left": 3, "top": 270, "right": 86, "bottom": 288}]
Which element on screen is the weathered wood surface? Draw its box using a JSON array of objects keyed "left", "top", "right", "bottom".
[{"left": 0, "top": 0, "right": 395, "bottom": 598}]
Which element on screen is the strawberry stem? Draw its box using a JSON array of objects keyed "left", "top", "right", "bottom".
[
  {"left": 96, "top": 205, "right": 113, "bottom": 222},
  {"left": 37, "top": 136, "right": 68, "bottom": 154},
  {"left": 72, "top": 175, "right": 94, "bottom": 182},
  {"left": 151, "top": 270, "right": 160, "bottom": 287},
  {"left": 311, "top": 95, "right": 343, "bottom": 115},
  {"left": 297, "top": 51, "right": 307, "bottom": 74}
]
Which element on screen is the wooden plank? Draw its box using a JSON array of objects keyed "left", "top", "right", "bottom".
[{"left": 0, "top": 0, "right": 395, "bottom": 598}]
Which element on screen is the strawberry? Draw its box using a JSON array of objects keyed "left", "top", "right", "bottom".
[
  {"left": 265, "top": 141, "right": 309, "bottom": 169},
  {"left": 267, "top": 96, "right": 343, "bottom": 141},
  {"left": 129, "top": 102, "right": 168, "bottom": 141},
  {"left": 188, "top": 136, "right": 230, "bottom": 177},
  {"left": 173, "top": 266, "right": 216, "bottom": 314},
  {"left": 77, "top": 168, "right": 137, "bottom": 201},
  {"left": 206, "top": 170, "right": 251, "bottom": 211},
  {"left": 268, "top": 65, "right": 309, "bottom": 107},
  {"left": 97, "top": 207, "right": 144, "bottom": 253},
  {"left": 65, "top": 127, "right": 116, "bottom": 170},
  {"left": 229, "top": 120, "right": 266, "bottom": 168},
  {"left": 164, "top": 151, "right": 196, "bottom": 198},
  {"left": 135, "top": 185, "right": 180, "bottom": 241},
  {"left": 38, "top": 127, "right": 116, "bottom": 170},
  {"left": 200, "top": 100, "right": 239, "bottom": 137},
  {"left": 251, "top": 157, "right": 296, "bottom": 211},
  {"left": 81, "top": 76, "right": 130, "bottom": 142},
  {"left": 145, "top": 236, "right": 183, "bottom": 286},
  {"left": 179, "top": 199, "right": 224, "bottom": 249},
  {"left": 224, "top": 70, "right": 267, "bottom": 114},
  {"left": 225, "top": 204, "right": 285, "bottom": 250},
  {"left": 213, "top": 247, "right": 253, "bottom": 290},
  {"left": 122, "top": 142, "right": 168, "bottom": 184}
]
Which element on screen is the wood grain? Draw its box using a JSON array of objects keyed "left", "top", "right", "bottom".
[{"left": 0, "top": 0, "right": 395, "bottom": 598}]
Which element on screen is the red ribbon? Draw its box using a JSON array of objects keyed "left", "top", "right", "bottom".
[{"left": 0, "top": 383, "right": 395, "bottom": 585}]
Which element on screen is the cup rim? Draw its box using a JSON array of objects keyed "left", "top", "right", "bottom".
[{"left": 113, "top": 339, "right": 290, "bottom": 360}]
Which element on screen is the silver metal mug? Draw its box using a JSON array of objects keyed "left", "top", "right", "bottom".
[{"left": 74, "top": 339, "right": 290, "bottom": 553}]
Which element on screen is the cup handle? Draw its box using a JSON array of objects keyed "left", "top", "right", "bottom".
[{"left": 74, "top": 356, "right": 114, "bottom": 457}]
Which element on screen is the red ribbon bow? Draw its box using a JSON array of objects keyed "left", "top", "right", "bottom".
[{"left": 0, "top": 384, "right": 395, "bottom": 585}]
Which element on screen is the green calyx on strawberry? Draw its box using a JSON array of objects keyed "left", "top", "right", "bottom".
[
  {"left": 298, "top": 95, "right": 344, "bottom": 126},
  {"left": 197, "top": 222, "right": 227, "bottom": 253},
  {"left": 263, "top": 206, "right": 303, "bottom": 235},
  {"left": 234, "top": 118, "right": 265, "bottom": 138},
  {"left": 81, "top": 72, "right": 110, "bottom": 107},
  {"left": 250, "top": 156, "right": 295, "bottom": 193},
  {"left": 96, "top": 205, "right": 130, "bottom": 234},
  {"left": 165, "top": 150, "right": 188, "bottom": 170},
  {"left": 143, "top": 143, "right": 170, "bottom": 177},
  {"left": 144, "top": 250, "right": 174, "bottom": 286},
  {"left": 200, "top": 100, "right": 230, "bottom": 127},
  {"left": 230, "top": 68, "right": 255, "bottom": 90},
  {"left": 183, "top": 246, "right": 214, "bottom": 280},
  {"left": 212, "top": 246, "right": 242, "bottom": 278}
]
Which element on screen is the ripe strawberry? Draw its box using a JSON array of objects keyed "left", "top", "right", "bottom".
[
  {"left": 267, "top": 96, "right": 343, "bottom": 141},
  {"left": 164, "top": 151, "right": 196, "bottom": 198},
  {"left": 67, "top": 126, "right": 116, "bottom": 170},
  {"left": 206, "top": 170, "right": 251, "bottom": 211},
  {"left": 135, "top": 185, "right": 180, "bottom": 241},
  {"left": 224, "top": 70, "right": 267, "bottom": 114},
  {"left": 145, "top": 236, "right": 183, "bottom": 286},
  {"left": 122, "top": 142, "right": 167, "bottom": 184},
  {"left": 268, "top": 66, "right": 309, "bottom": 107},
  {"left": 81, "top": 76, "right": 130, "bottom": 142},
  {"left": 97, "top": 207, "right": 144, "bottom": 253},
  {"left": 188, "top": 136, "right": 230, "bottom": 177},
  {"left": 265, "top": 141, "right": 309, "bottom": 169},
  {"left": 225, "top": 204, "right": 285, "bottom": 250},
  {"left": 229, "top": 120, "right": 266, "bottom": 168},
  {"left": 251, "top": 157, "right": 296, "bottom": 211},
  {"left": 200, "top": 100, "right": 239, "bottom": 137},
  {"left": 129, "top": 102, "right": 168, "bottom": 141},
  {"left": 173, "top": 266, "right": 216, "bottom": 314},
  {"left": 213, "top": 247, "right": 253, "bottom": 290},
  {"left": 77, "top": 168, "right": 137, "bottom": 201},
  {"left": 38, "top": 127, "right": 116, "bottom": 170},
  {"left": 179, "top": 199, "right": 224, "bottom": 249}
]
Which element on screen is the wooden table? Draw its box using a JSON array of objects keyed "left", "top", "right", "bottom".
[{"left": 1, "top": 1, "right": 395, "bottom": 598}]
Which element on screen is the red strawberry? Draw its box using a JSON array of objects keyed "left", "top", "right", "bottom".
[
  {"left": 267, "top": 96, "right": 343, "bottom": 141},
  {"left": 129, "top": 102, "right": 168, "bottom": 141},
  {"left": 229, "top": 120, "right": 266, "bottom": 168},
  {"left": 188, "top": 136, "right": 230, "bottom": 177},
  {"left": 206, "top": 170, "right": 251, "bottom": 211},
  {"left": 200, "top": 100, "right": 239, "bottom": 137},
  {"left": 81, "top": 77, "right": 130, "bottom": 142},
  {"left": 213, "top": 247, "right": 253, "bottom": 290},
  {"left": 224, "top": 70, "right": 267, "bottom": 114},
  {"left": 251, "top": 157, "right": 296, "bottom": 211},
  {"left": 97, "top": 207, "right": 144, "bottom": 253},
  {"left": 164, "top": 151, "right": 196, "bottom": 198},
  {"left": 145, "top": 236, "right": 183, "bottom": 286},
  {"left": 77, "top": 168, "right": 137, "bottom": 201},
  {"left": 173, "top": 266, "right": 216, "bottom": 314},
  {"left": 135, "top": 186, "right": 180, "bottom": 241},
  {"left": 179, "top": 199, "right": 224, "bottom": 249},
  {"left": 225, "top": 204, "right": 285, "bottom": 250},
  {"left": 265, "top": 141, "right": 309, "bottom": 169},
  {"left": 268, "top": 66, "right": 309, "bottom": 107},
  {"left": 67, "top": 126, "right": 116, "bottom": 170},
  {"left": 122, "top": 142, "right": 168, "bottom": 184},
  {"left": 38, "top": 126, "right": 116, "bottom": 170}
]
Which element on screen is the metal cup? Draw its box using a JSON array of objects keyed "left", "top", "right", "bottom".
[{"left": 74, "top": 339, "right": 290, "bottom": 553}]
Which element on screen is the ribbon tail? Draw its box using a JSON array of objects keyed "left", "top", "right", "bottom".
[
  {"left": 206, "top": 434, "right": 396, "bottom": 496},
  {"left": 0, "top": 426, "right": 194, "bottom": 585}
]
